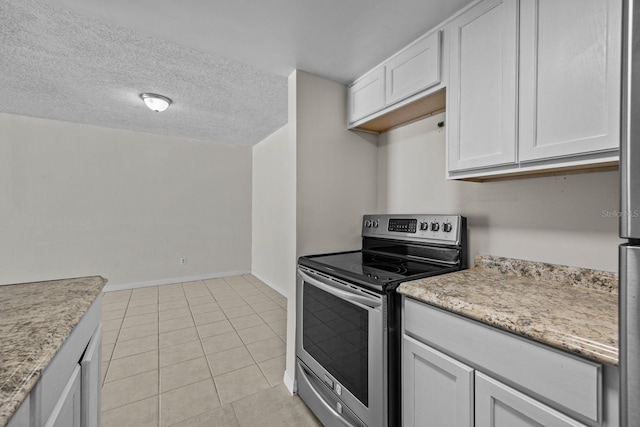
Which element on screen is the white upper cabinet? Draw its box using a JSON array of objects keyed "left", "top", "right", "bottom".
[
  {"left": 518, "top": 0, "right": 621, "bottom": 162},
  {"left": 385, "top": 30, "right": 441, "bottom": 106},
  {"left": 348, "top": 28, "right": 445, "bottom": 131},
  {"left": 447, "top": 0, "right": 518, "bottom": 172},
  {"left": 348, "top": 67, "right": 385, "bottom": 123},
  {"left": 447, "top": 0, "right": 621, "bottom": 179}
]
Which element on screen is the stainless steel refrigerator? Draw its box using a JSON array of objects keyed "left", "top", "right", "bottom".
[{"left": 621, "top": 1, "right": 640, "bottom": 425}]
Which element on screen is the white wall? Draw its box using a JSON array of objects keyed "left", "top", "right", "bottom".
[
  {"left": 295, "top": 71, "right": 379, "bottom": 257},
  {"left": 0, "top": 113, "right": 253, "bottom": 286},
  {"left": 251, "top": 124, "right": 296, "bottom": 298},
  {"left": 378, "top": 112, "right": 621, "bottom": 272},
  {"left": 259, "top": 70, "right": 379, "bottom": 393}
]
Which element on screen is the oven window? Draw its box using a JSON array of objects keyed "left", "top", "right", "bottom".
[{"left": 302, "top": 282, "right": 369, "bottom": 406}]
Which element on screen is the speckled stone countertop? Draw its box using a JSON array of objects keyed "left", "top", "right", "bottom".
[
  {"left": 0, "top": 276, "right": 106, "bottom": 427},
  {"left": 397, "top": 255, "right": 619, "bottom": 366}
]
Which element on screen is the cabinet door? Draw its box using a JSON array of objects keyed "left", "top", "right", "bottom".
[
  {"left": 518, "top": 0, "right": 621, "bottom": 162},
  {"left": 475, "top": 372, "right": 587, "bottom": 427},
  {"left": 348, "top": 67, "right": 385, "bottom": 123},
  {"left": 81, "top": 324, "right": 102, "bottom": 427},
  {"left": 403, "top": 335, "right": 474, "bottom": 427},
  {"left": 44, "top": 365, "right": 81, "bottom": 427},
  {"left": 447, "top": 0, "right": 518, "bottom": 172},
  {"left": 385, "top": 31, "right": 441, "bottom": 106},
  {"left": 7, "top": 395, "right": 30, "bottom": 427}
]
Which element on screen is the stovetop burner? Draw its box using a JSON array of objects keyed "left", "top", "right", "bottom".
[{"left": 356, "top": 263, "right": 407, "bottom": 275}]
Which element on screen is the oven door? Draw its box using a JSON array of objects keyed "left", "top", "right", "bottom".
[{"left": 296, "top": 266, "right": 387, "bottom": 427}]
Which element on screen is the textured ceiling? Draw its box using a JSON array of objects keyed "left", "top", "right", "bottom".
[
  {"left": 1, "top": 0, "right": 474, "bottom": 146},
  {"left": 0, "top": 0, "right": 287, "bottom": 145}
]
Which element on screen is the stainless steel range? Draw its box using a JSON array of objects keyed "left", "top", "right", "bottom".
[{"left": 296, "top": 214, "right": 467, "bottom": 427}]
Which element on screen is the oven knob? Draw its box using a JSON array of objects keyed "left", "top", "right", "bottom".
[
  {"left": 443, "top": 222, "right": 453, "bottom": 232},
  {"left": 365, "top": 220, "right": 372, "bottom": 228},
  {"left": 430, "top": 222, "right": 440, "bottom": 231},
  {"left": 420, "top": 222, "right": 428, "bottom": 230},
  {"left": 373, "top": 220, "right": 379, "bottom": 228}
]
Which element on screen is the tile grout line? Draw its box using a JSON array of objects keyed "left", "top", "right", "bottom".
[
  {"left": 189, "top": 280, "right": 225, "bottom": 409},
  {"left": 216, "top": 278, "right": 273, "bottom": 399},
  {"left": 102, "top": 290, "right": 133, "bottom": 388},
  {"left": 222, "top": 277, "right": 278, "bottom": 393},
  {"left": 101, "top": 276, "right": 288, "bottom": 424},
  {"left": 159, "top": 281, "right": 190, "bottom": 426}
]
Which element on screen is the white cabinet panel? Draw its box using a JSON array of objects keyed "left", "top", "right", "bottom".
[
  {"left": 7, "top": 395, "right": 29, "bottom": 427},
  {"left": 403, "top": 335, "right": 474, "bottom": 427},
  {"left": 81, "top": 324, "right": 102, "bottom": 427},
  {"left": 447, "top": 0, "right": 518, "bottom": 171},
  {"left": 518, "top": 0, "right": 621, "bottom": 161},
  {"left": 348, "top": 68, "right": 385, "bottom": 123},
  {"left": 404, "top": 298, "right": 602, "bottom": 423},
  {"left": 385, "top": 31, "right": 441, "bottom": 106},
  {"left": 476, "top": 373, "right": 588, "bottom": 427},
  {"left": 44, "top": 365, "right": 81, "bottom": 427}
]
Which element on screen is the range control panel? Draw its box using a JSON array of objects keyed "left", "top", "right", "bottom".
[{"left": 362, "top": 214, "right": 463, "bottom": 244}]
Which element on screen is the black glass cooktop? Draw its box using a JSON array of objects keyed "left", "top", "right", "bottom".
[{"left": 299, "top": 250, "right": 456, "bottom": 291}]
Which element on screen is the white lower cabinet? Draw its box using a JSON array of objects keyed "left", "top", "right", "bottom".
[
  {"left": 80, "top": 325, "right": 102, "bottom": 427},
  {"left": 45, "top": 365, "right": 82, "bottom": 427},
  {"left": 401, "top": 297, "right": 615, "bottom": 427},
  {"left": 8, "top": 298, "right": 101, "bottom": 427},
  {"left": 475, "top": 373, "right": 586, "bottom": 427},
  {"left": 403, "top": 335, "right": 474, "bottom": 427},
  {"left": 402, "top": 333, "right": 589, "bottom": 427}
]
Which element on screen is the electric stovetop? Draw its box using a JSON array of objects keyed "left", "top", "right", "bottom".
[{"left": 298, "top": 250, "right": 459, "bottom": 292}]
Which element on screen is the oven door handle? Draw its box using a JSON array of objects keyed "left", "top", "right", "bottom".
[
  {"left": 298, "top": 270, "right": 381, "bottom": 309},
  {"left": 298, "top": 361, "right": 360, "bottom": 427}
]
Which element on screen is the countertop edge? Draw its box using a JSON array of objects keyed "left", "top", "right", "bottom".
[
  {"left": 397, "top": 258, "right": 619, "bottom": 367},
  {"left": 0, "top": 276, "right": 106, "bottom": 427}
]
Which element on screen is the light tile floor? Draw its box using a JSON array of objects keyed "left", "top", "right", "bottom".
[{"left": 100, "top": 274, "right": 321, "bottom": 427}]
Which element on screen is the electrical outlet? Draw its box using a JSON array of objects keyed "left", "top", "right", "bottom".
[{"left": 180, "top": 257, "right": 187, "bottom": 265}]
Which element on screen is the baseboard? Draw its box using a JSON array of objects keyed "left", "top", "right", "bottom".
[
  {"left": 102, "top": 270, "right": 251, "bottom": 292},
  {"left": 283, "top": 370, "right": 297, "bottom": 395},
  {"left": 250, "top": 270, "right": 289, "bottom": 298}
]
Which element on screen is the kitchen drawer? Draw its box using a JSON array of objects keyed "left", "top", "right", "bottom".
[{"left": 404, "top": 298, "right": 602, "bottom": 423}]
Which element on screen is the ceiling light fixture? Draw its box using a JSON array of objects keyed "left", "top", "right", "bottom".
[{"left": 140, "top": 93, "right": 172, "bottom": 112}]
